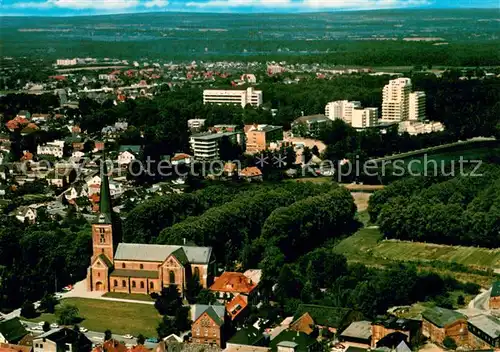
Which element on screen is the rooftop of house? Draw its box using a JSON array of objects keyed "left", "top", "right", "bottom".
[
  {"left": 192, "top": 304, "right": 226, "bottom": 326},
  {"left": 191, "top": 131, "right": 239, "bottom": 141},
  {"left": 468, "top": 314, "right": 500, "bottom": 339},
  {"left": 210, "top": 271, "right": 258, "bottom": 294},
  {"left": 35, "top": 328, "right": 91, "bottom": 346},
  {"left": 245, "top": 124, "right": 282, "bottom": 133},
  {"left": 293, "top": 114, "right": 329, "bottom": 124},
  {"left": 227, "top": 326, "right": 264, "bottom": 346},
  {"left": 340, "top": 321, "right": 372, "bottom": 341},
  {"left": 118, "top": 145, "right": 141, "bottom": 154},
  {"left": 239, "top": 167, "right": 262, "bottom": 178},
  {"left": 289, "top": 313, "right": 315, "bottom": 335},
  {"left": 293, "top": 305, "right": 354, "bottom": 329},
  {"left": 0, "top": 318, "right": 28, "bottom": 343},
  {"left": 270, "top": 330, "right": 317, "bottom": 352},
  {"left": 491, "top": 281, "right": 500, "bottom": 298},
  {"left": 373, "top": 316, "right": 421, "bottom": 331},
  {"left": 421, "top": 307, "right": 465, "bottom": 328},
  {"left": 171, "top": 153, "right": 192, "bottom": 162},
  {"left": 114, "top": 243, "right": 212, "bottom": 264},
  {"left": 226, "top": 294, "right": 248, "bottom": 320},
  {"left": 0, "top": 342, "right": 32, "bottom": 352}
]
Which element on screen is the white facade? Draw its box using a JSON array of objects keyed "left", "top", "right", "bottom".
[
  {"left": 37, "top": 140, "right": 65, "bottom": 158},
  {"left": 352, "top": 108, "right": 379, "bottom": 129},
  {"left": 190, "top": 132, "right": 243, "bottom": 160},
  {"left": 409, "top": 91, "right": 426, "bottom": 121},
  {"left": 117, "top": 150, "right": 136, "bottom": 166},
  {"left": 325, "top": 100, "right": 361, "bottom": 123},
  {"left": 398, "top": 120, "right": 444, "bottom": 135},
  {"left": 382, "top": 78, "right": 412, "bottom": 122},
  {"left": 188, "top": 119, "right": 206, "bottom": 129},
  {"left": 203, "top": 87, "right": 263, "bottom": 107},
  {"left": 56, "top": 59, "right": 77, "bottom": 66}
]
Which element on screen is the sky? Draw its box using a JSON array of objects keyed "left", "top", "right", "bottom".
[{"left": 0, "top": 0, "right": 497, "bottom": 16}]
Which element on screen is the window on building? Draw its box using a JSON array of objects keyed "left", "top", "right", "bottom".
[
  {"left": 114, "top": 280, "right": 118, "bottom": 287},
  {"left": 99, "top": 228, "right": 105, "bottom": 234},
  {"left": 140, "top": 282, "right": 144, "bottom": 289},
  {"left": 132, "top": 281, "right": 136, "bottom": 288},
  {"left": 101, "top": 249, "right": 104, "bottom": 253},
  {"left": 97, "top": 272, "right": 100, "bottom": 277},
  {"left": 140, "top": 264, "right": 143, "bottom": 269},
  {"left": 169, "top": 271, "right": 175, "bottom": 284},
  {"left": 122, "top": 280, "right": 126, "bottom": 287},
  {"left": 122, "top": 263, "right": 126, "bottom": 269},
  {"left": 99, "top": 234, "right": 105, "bottom": 243},
  {"left": 150, "top": 282, "right": 154, "bottom": 289}
]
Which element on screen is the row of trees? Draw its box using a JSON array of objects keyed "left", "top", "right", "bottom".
[{"left": 368, "top": 164, "right": 500, "bottom": 248}]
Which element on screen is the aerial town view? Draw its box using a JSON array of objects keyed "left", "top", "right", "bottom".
[{"left": 0, "top": 1, "right": 499, "bottom": 352}]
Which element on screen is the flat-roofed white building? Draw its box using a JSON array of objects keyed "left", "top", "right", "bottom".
[
  {"left": 382, "top": 78, "right": 412, "bottom": 122},
  {"left": 37, "top": 140, "right": 65, "bottom": 158},
  {"left": 56, "top": 59, "right": 77, "bottom": 66},
  {"left": 203, "top": 87, "right": 263, "bottom": 108},
  {"left": 352, "top": 107, "right": 379, "bottom": 129},
  {"left": 325, "top": 100, "right": 362, "bottom": 123},
  {"left": 190, "top": 132, "right": 245, "bottom": 160},
  {"left": 409, "top": 91, "right": 426, "bottom": 121}
]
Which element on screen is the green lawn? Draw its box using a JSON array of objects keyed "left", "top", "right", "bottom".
[
  {"left": 28, "top": 298, "right": 161, "bottom": 337},
  {"left": 102, "top": 292, "right": 154, "bottom": 302},
  {"left": 334, "top": 227, "right": 500, "bottom": 287}
]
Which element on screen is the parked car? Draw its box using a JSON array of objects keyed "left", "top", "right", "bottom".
[
  {"left": 50, "top": 323, "right": 59, "bottom": 329},
  {"left": 146, "top": 338, "right": 158, "bottom": 343},
  {"left": 32, "top": 326, "right": 43, "bottom": 331},
  {"left": 79, "top": 327, "right": 88, "bottom": 333},
  {"left": 38, "top": 321, "right": 46, "bottom": 326},
  {"left": 123, "top": 334, "right": 134, "bottom": 339}
]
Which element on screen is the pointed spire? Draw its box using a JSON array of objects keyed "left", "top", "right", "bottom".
[{"left": 98, "top": 161, "right": 112, "bottom": 223}]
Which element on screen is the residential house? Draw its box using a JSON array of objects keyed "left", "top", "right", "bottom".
[
  {"left": 91, "top": 338, "right": 127, "bottom": 352},
  {"left": 188, "top": 119, "right": 206, "bottom": 130},
  {"left": 244, "top": 124, "right": 283, "bottom": 153},
  {"left": 13, "top": 206, "right": 37, "bottom": 223},
  {"left": 171, "top": 154, "right": 192, "bottom": 166},
  {"left": 210, "top": 270, "right": 261, "bottom": 321},
  {"left": 239, "top": 167, "right": 263, "bottom": 182},
  {"left": 490, "top": 281, "right": 500, "bottom": 310},
  {"left": 467, "top": 314, "right": 500, "bottom": 348},
  {"left": 270, "top": 330, "right": 319, "bottom": 352},
  {"left": 37, "top": 140, "right": 65, "bottom": 158},
  {"left": 191, "top": 304, "right": 226, "bottom": 347},
  {"left": 118, "top": 146, "right": 141, "bottom": 166},
  {"left": 290, "top": 305, "right": 363, "bottom": 335},
  {"left": 339, "top": 321, "right": 372, "bottom": 347},
  {"left": 291, "top": 115, "right": 331, "bottom": 138},
  {"left": 226, "top": 326, "right": 267, "bottom": 350},
  {"left": 0, "top": 318, "right": 28, "bottom": 344},
  {"left": 371, "top": 316, "right": 422, "bottom": 348},
  {"left": 421, "top": 307, "right": 468, "bottom": 346},
  {"left": 33, "top": 328, "right": 92, "bottom": 352}
]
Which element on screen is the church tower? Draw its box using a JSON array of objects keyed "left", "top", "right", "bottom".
[{"left": 91, "top": 162, "right": 118, "bottom": 264}]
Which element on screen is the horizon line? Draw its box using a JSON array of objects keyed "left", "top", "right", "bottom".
[{"left": 0, "top": 7, "right": 496, "bottom": 18}]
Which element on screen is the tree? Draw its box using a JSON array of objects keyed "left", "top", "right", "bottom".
[
  {"left": 20, "top": 300, "right": 37, "bottom": 318},
  {"left": 195, "top": 289, "right": 216, "bottom": 305},
  {"left": 57, "top": 304, "right": 81, "bottom": 325},
  {"left": 43, "top": 321, "right": 50, "bottom": 332},
  {"left": 185, "top": 274, "right": 202, "bottom": 304},
  {"left": 443, "top": 336, "right": 457, "bottom": 350},
  {"left": 40, "top": 294, "right": 58, "bottom": 313},
  {"left": 457, "top": 295, "right": 465, "bottom": 306},
  {"left": 157, "top": 316, "right": 177, "bottom": 338},
  {"left": 137, "top": 334, "right": 146, "bottom": 345},
  {"left": 154, "top": 285, "right": 182, "bottom": 316},
  {"left": 174, "top": 306, "right": 191, "bottom": 332},
  {"left": 104, "top": 329, "right": 112, "bottom": 341}
]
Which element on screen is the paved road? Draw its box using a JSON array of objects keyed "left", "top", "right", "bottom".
[{"left": 468, "top": 288, "right": 492, "bottom": 313}]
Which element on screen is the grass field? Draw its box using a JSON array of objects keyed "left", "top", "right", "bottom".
[
  {"left": 334, "top": 227, "right": 500, "bottom": 287},
  {"left": 28, "top": 298, "right": 161, "bottom": 337},
  {"left": 102, "top": 292, "right": 154, "bottom": 302}
]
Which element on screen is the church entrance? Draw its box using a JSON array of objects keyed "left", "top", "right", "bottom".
[{"left": 95, "top": 281, "right": 104, "bottom": 291}]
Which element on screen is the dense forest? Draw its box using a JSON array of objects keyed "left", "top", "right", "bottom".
[{"left": 368, "top": 164, "right": 500, "bottom": 248}]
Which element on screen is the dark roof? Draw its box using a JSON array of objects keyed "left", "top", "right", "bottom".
[
  {"left": 372, "top": 316, "right": 421, "bottom": 332},
  {"left": 293, "top": 114, "right": 329, "bottom": 124},
  {"left": 119, "top": 145, "right": 141, "bottom": 153},
  {"left": 422, "top": 307, "right": 465, "bottom": 328},
  {"left": 95, "top": 161, "right": 112, "bottom": 224},
  {"left": 270, "top": 330, "right": 317, "bottom": 352},
  {"left": 0, "top": 318, "right": 28, "bottom": 343},
  {"left": 35, "top": 328, "right": 91, "bottom": 347},
  {"left": 98, "top": 254, "right": 113, "bottom": 268},
  {"left": 171, "top": 247, "right": 188, "bottom": 266},
  {"left": 205, "top": 306, "right": 224, "bottom": 326},
  {"left": 228, "top": 326, "right": 264, "bottom": 346},
  {"left": 109, "top": 269, "right": 159, "bottom": 279},
  {"left": 491, "top": 281, "right": 500, "bottom": 298},
  {"left": 294, "top": 305, "right": 353, "bottom": 328}
]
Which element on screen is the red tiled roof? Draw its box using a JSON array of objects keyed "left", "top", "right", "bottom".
[
  {"left": 209, "top": 272, "right": 258, "bottom": 294},
  {"left": 226, "top": 294, "right": 248, "bottom": 320},
  {"left": 239, "top": 167, "right": 262, "bottom": 178},
  {"left": 171, "top": 153, "right": 191, "bottom": 161},
  {"left": 102, "top": 339, "right": 127, "bottom": 352},
  {"left": 128, "top": 345, "right": 151, "bottom": 352}
]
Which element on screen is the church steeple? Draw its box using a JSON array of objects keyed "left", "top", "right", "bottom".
[{"left": 97, "top": 162, "right": 112, "bottom": 224}]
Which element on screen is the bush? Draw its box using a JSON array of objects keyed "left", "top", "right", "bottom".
[
  {"left": 443, "top": 336, "right": 457, "bottom": 350},
  {"left": 20, "top": 301, "right": 37, "bottom": 318}
]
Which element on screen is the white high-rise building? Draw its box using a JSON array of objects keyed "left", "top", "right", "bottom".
[
  {"left": 352, "top": 108, "right": 379, "bottom": 129},
  {"left": 56, "top": 58, "right": 77, "bottom": 66},
  {"left": 382, "top": 78, "right": 412, "bottom": 122},
  {"left": 203, "top": 87, "right": 263, "bottom": 108},
  {"left": 409, "top": 91, "right": 426, "bottom": 121},
  {"left": 325, "top": 100, "right": 361, "bottom": 123}
]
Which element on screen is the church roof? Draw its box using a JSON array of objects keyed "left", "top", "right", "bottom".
[
  {"left": 95, "top": 162, "right": 112, "bottom": 224},
  {"left": 114, "top": 243, "right": 212, "bottom": 264}
]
